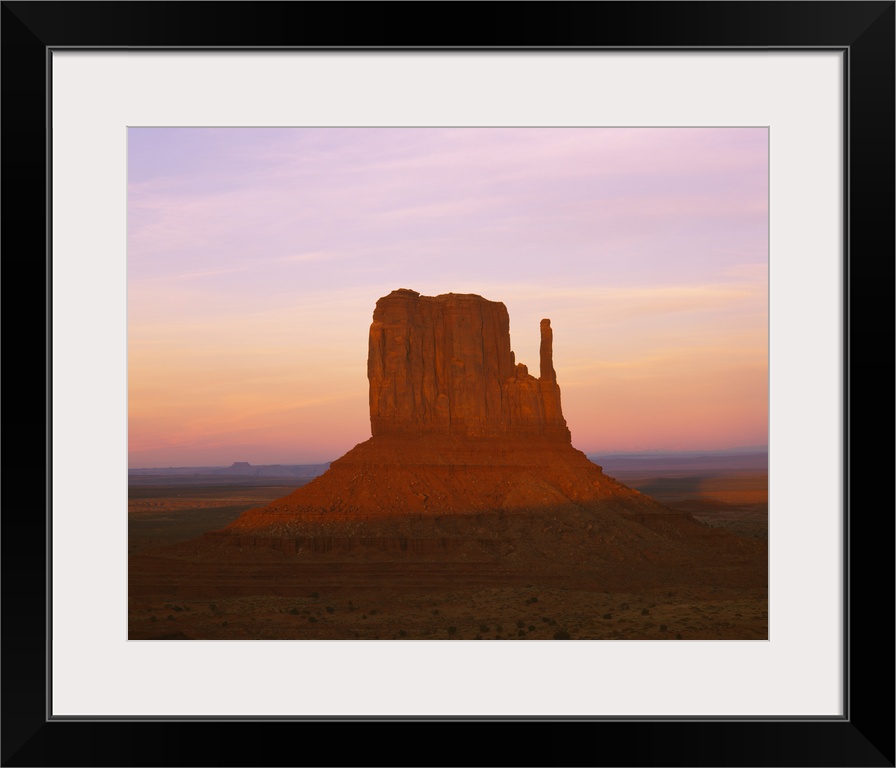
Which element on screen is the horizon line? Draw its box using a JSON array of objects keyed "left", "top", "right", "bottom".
[{"left": 128, "top": 444, "right": 769, "bottom": 471}]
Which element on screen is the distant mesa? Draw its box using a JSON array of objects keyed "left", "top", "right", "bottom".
[
  {"left": 225, "top": 289, "right": 679, "bottom": 535},
  {"left": 128, "top": 462, "right": 330, "bottom": 481}
]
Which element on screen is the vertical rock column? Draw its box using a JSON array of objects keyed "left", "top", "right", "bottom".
[
  {"left": 538, "top": 319, "right": 567, "bottom": 436},
  {"left": 539, "top": 319, "right": 556, "bottom": 382}
]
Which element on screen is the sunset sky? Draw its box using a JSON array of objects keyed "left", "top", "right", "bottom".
[{"left": 128, "top": 127, "right": 768, "bottom": 468}]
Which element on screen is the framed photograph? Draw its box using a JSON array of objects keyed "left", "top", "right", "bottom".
[{"left": 4, "top": 2, "right": 892, "bottom": 765}]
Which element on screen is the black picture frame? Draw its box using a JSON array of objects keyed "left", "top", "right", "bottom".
[{"left": 3, "top": 2, "right": 893, "bottom": 766}]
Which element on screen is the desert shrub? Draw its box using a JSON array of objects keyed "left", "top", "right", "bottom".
[
  {"left": 475, "top": 634, "right": 483, "bottom": 640},
  {"left": 620, "top": 602, "right": 629, "bottom": 610},
  {"left": 542, "top": 616, "right": 550, "bottom": 623},
  {"left": 308, "top": 617, "right": 317, "bottom": 623},
  {"left": 659, "top": 624, "right": 668, "bottom": 632},
  {"left": 370, "top": 609, "right": 378, "bottom": 615},
  {"left": 479, "top": 623, "right": 490, "bottom": 633},
  {"left": 447, "top": 626, "right": 457, "bottom": 635},
  {"left": 166, "top": 615, "right": 174, "bottom": 621},
  {"left": 310, "top": 591, "right": 319, "bottom": 599},
  {"left": 209, "top": 603, "right": 217, "bottom": 613},
  {"left": 361, "top": 614, "right": 367, "bottom": 619},
  {"left": 432, "top": 609, "right": 439, "bottom": 616},
  {"left": 496, "top": 624, "right": 503, "bottom": 633},
  {"left": 528, "top": 625, "right": 535, "bottom": 632},
  {"left": 553, "top": 630, "right": 571, "bottom": 640},
  {"left": 150, "top": 616, "right": 157, "bottom": 622},
  {"left": 676, "top": 632, "right": 682, "bottom": 640},
  {"left": 326, "top": 606, "right": 335, "bottom": 614},
  {"left": 289, "top": 608, "right": 299, "bottom": 615},
  {"left": 398, "top": 630, "right": 406, "bottom": 638},
  {"left": 516, "top": 620, "right": 525, "bottom": 628},
  {"left": 641, "top": 608, "right": 650, "bottom": 616},
  {"left": 517, "top": 629, "right": 526, "bottom": 637},
  {"left": 602, "top": 613, "right": 612, "bottom": 620}
]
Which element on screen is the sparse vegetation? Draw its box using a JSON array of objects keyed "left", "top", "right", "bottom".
[
  {"left": 553, "top": 630, "right": 571, "bottom": 640},
  {"left": 129, "top": 461, "right": 767, "bottom": 642}
]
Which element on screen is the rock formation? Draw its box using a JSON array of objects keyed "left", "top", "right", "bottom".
[
  {"left": 368, "top": 289, "right": 568, "bottom": 438},
  {"left": 135, "top": 289, "right": 765, "bottom": 643},
  {"left": 224, "top": 289, "right": 685, "bottom": 536}
]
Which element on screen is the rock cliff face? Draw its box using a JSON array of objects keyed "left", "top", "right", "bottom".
[{"left": 368, "top": 289, "right": 568, "bottom": 439}]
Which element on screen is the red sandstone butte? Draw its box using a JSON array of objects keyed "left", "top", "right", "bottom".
[
  {"left": 368, "top": 289, "right": 568, "bottom": 439},
  {"left": 226, "top": 289, "right": 672, "bottom": 534}
]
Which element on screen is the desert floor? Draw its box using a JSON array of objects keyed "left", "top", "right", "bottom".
[{"left": 128, "top": 468, "right": 767, "bottom": 641}]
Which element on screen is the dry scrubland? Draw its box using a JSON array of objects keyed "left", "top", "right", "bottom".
[
  {"left": 128, "top": 466, "right": 767, "bottom": 641},
  {"left": 129, "top": 586, "right": 767, "bottom": 641}
]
